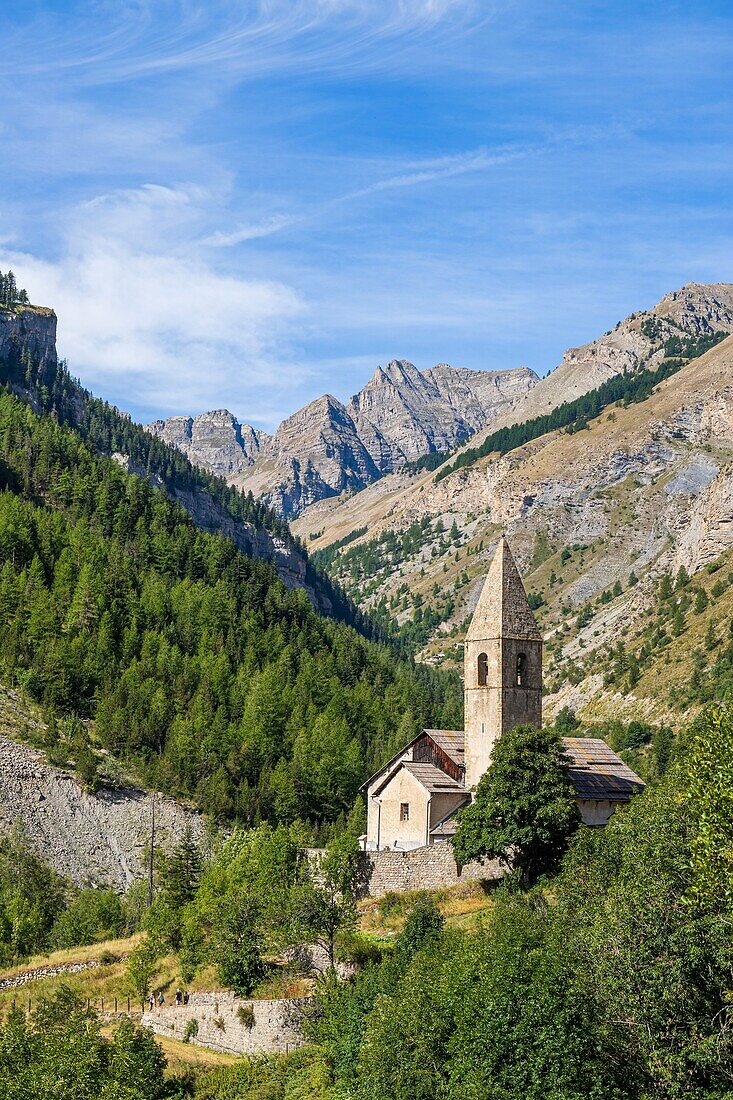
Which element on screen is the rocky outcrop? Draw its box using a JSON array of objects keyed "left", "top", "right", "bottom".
[
  {"left": 0, "top": 733, "right": 206, "bottom": 890},
  {"left": 147, "top": 410, "right": 268, "bottom": 478},
  {"left": 465, "top": 282, "right": 733, "bottom": 439},
  {"left": 152, "top": 362, "right": 538, "bottom": 517},
  {"left": 0, "top": 305, "right": 57, "bottom": 371}
]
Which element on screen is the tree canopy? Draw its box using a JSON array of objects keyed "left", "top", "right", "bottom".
[{"left": 451, "top": 724, "right": 581, "bottom": 880}]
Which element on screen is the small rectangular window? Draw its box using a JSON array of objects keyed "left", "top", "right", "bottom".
[{"left": 400, "top": 802, "right": 410, "bottom": 822}]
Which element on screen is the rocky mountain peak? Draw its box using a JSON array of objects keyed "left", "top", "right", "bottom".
[
  {"left": 147, "top": 408, "right": 268, "bottom": 478},
  {"left": 150, "top": 359, "right": 539, "bottom": 517}
]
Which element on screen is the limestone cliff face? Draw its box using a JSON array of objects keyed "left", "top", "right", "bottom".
[
  {"left": 153, "top": 362, "right": 538, "bottom": 517},
  {"left": 0, "top": 305, "right": 57, "bottom": 371},
  {"left": 147, "top": 410, "right": 268, "bottom": 478}
]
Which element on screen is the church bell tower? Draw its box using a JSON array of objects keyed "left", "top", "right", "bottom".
[{"left": 464, "top": 537, "right": 543, "bottom": 792}]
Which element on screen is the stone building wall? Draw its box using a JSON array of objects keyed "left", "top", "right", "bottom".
[
  {"left": 142, "top": 991, "right": 309, "bottom": 1057},
  {"left": 357, "top": 843, "right": 501, "bottom": 898}
]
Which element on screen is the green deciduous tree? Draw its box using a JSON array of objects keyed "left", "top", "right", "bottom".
[
  {"left": 452, "top": 725, "right": 580, "bottom": 881},
  {"left": 294, "top": 833, "right": 361, "bottom": 967}
]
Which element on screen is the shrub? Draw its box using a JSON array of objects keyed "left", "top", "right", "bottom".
[
  {"left": 183, "top": 1018, "right": 199, "bottom": 1043},
  {"left": 237, "top": 1004, "right": 255, "bottom": 1029}
]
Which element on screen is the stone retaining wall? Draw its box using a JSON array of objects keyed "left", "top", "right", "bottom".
[
  {"left": 357, "top": 843, "right": 501, "bottom": 897},
  {"left": 142, "top": 991, "right": 309, "bottom": 1056}
]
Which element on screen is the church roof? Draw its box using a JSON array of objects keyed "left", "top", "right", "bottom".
[
  {"left": 360, "top": 729, "right": 464, "bottom": 793},
  {"left": 402, "top": 761, "right": 467, "bottom": 794},
  {"left": 466, "top": 537, "right": 542, "bottom": 643},
  {"left": 562, "top": 738, "right": 645, "bottom": 801}
]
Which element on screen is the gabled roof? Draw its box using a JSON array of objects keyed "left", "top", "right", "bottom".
[
  {"left": 562, "top": 738, "right": 645, "bottom": 801},
  {"left": 403, "top": 762, "right": 467, "bottom": 794},
  {"left": 466, "top": 537, "right": 542, "bottom": 643}
]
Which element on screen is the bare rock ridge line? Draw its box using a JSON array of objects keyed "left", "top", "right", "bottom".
[
  {"left": 0, "top": 734, "right": 205, "bottom": 891},
  {"left": 147, "top": 283, "right": 733, "bottom": 521},
  {"left": 459, "top": 281, "right": 733, "bottom": 452},
  {"left": 147, "top": 361, "right": 540, "bottom": 516}
]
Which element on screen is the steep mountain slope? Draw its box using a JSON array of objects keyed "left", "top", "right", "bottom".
[
  {"left": 295, "top": 283, "right": 733, "bottom": 552},
  {"left": 148, "top": 361, "right": 538, "bottom": 517},
  {"left": 0, "top": 303, "right": 374, "bottom": 621},
  {"left": 297, "top": 324, "right": 733, "bottom": 727},
  {"left": 447, "top": 281, "right": 733, "bottom": 458}
]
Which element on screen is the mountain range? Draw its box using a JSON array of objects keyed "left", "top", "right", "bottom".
[
  {"left": 148, "top": 279, "right": 733, "bottom": 732},
  {"left": 147, "top": 360, "right": 538, "bottom": 516}
]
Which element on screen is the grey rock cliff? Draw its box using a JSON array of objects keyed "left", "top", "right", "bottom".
[
  {"left": 0, "top": 305, "right": 57, "bottom": 371},
  {"left": 147, "top": 410, "right": 268, "bottom": 478},
  {"left": 152, "top": 362, "right": 538, "bottom": 517}
]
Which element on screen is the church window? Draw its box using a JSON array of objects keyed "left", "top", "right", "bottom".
[
  {"left": 400, "top": 802, "right": 410, "bottom": 822},
  {"left": 516, "top": 652, "right": 527, "bottom": 687},
  {"left": 477, "top": 652, "right": 488, "bottom": 686}
]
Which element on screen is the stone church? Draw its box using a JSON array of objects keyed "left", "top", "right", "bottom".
[{"left": 364, "top": 537, "right": 644, "bottom": 852}]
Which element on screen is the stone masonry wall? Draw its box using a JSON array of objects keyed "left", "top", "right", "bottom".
[
  {"left": 142, "top": 991, "right": 308, "bottom": 1056},
  {"left": 357, "top": 843, "right": 501, "bottom": 898}
]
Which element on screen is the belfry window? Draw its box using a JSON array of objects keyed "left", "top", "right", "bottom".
[
  {"left": 516, "top": 653, "right": 527, "bottom": 687},
  {"left": 477, "top": 652, "right": 488, "bottom": 686}
]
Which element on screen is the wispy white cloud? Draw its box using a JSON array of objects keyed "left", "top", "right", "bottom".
[
  {"left": 203, "top": 214, "right": 302, "bottom": 248},
  {"left": 0, "top": 1, "right": 486, "bottom": 86},
  {"left": 205, "top": 144, "right": 530, "bottom": 248},
  {"left": 0, "top": 185, "right": 307, "bottom": 427}
]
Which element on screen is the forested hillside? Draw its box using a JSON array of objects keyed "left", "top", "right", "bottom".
[
  {"left": 0, "top": 378, "right": 462, "bottom": 827},
  {"left": 0, "top": 308, "right": 375, "bottom": 632}
]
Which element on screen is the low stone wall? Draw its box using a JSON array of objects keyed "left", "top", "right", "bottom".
[
  {"left": 357, "top": 843, "right": 501, "bottom": 898},
  {"left": 0, "top": 958, "right": 101, "bottom": 992},
  {"left": 142, "top": 991, "right": 309, "bottom": 1056}
]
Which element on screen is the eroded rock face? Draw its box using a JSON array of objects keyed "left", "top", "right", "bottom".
[
  {"left": 147, "top": 410, "right": 268, "bottom": 478},
  {"left": 0, "top": 306, "right": 57, "bottom": 371},
  {"left": 151, "top": 362, "right": 539, "bottom": 517},
  {"left": 0, "top": 732, "right": 205, "bottom": 891}
]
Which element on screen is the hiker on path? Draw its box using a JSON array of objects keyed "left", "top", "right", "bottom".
[
  {"left": 175, "top": 989, "right": 182, "bottom": 1006},
  {"left": 157, "top": 992, "right": 164, "bottom": 1007}
]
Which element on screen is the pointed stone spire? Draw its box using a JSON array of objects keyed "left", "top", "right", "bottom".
[{"left": 466, "top": 537, "right": 542, "bottom": 643}]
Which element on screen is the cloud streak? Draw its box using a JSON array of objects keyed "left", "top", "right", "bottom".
[
  {"left": 0, "top": 1, "right": 485, "bottom": 86},
  {"left": 0, "top": 185, "right": 307, "bottom": 427},
  {"left": 204, "top": 144, "right": 530, "bottom": 248}
]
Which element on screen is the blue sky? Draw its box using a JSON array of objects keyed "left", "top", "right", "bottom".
[{"left": 0, "top": 0, "right": 731, "bottom": 430}]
